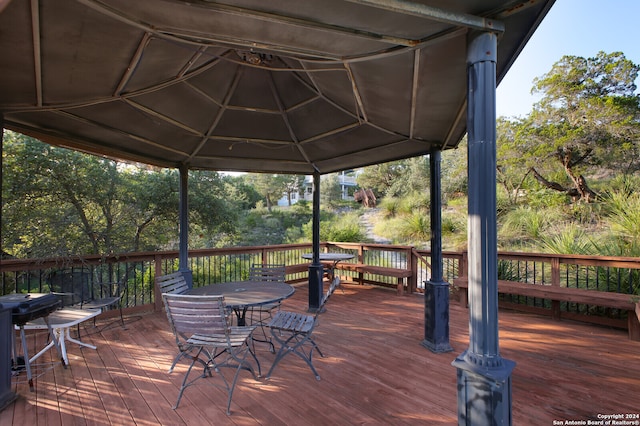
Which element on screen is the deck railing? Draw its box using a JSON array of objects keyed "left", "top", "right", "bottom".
[{"left": 1, "top": 243, "right": 638, "bottom": 329}]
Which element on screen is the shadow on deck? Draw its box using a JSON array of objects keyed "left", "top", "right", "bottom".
[{"left": 3, "top": 283, "right": 639, "bottom": 425}]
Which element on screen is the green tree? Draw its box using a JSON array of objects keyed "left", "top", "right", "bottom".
[
  {"left": 3, "top": 132, "right": 127, "bottom": 256},
  {"left": 246, "top": 173, "right": 288, "bottom": 211},
  {"left": 496, "top": 118, "right": 532, "bottom": 205},
  {"left": 117, "top": 167, "right": 178, "bottom": 252},
  {"left": 1, "top": 132, "right": 241, "bottom": 257},
  {"left": 320, "top": 174, "right": 342, "bottom": 207},
  {"left": 357, "top": 161, "right": 404, "bottom": 197},
  {"left": 441, "top": 138, "right": 467, "bottom": 198},
  {"left": 518, "top": 51, "right": 640, "bottom": 202},
  {"left": 221, "top": 175, "right": 262, "bottom": 210},
  {"left": 357, "top": 157, "right": 429, "bottom": 198},
  {"left": 187, "top": 171, "right": 246, "bottom": 248},
  {"left": 282, "top": 175, "right": 305, "bottom": 206}
]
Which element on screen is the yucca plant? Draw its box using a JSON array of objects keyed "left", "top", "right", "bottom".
[
  {"left": 540, "top": 224, "right": 595, "bottom": 256},
  {"left": 500, "top": 206, "right": 553, "bottom": 240},
  {"left": 603, "top": 190, "right": 640, "bottom": 243},
  {"left": 398, "top": 192, "right": 429, "bottom": 215},
  {"left": 402, "top": 213, "right": 430, "bottom": 241},
  {"left": 379, "top": 197, "right": 400, "bottom": 218}
]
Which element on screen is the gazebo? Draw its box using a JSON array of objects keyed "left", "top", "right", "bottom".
[{"left": 0, "top": 0, "right": 556, "bottom": 423}]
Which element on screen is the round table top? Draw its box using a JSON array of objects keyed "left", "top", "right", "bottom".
[
  {"left": 301, "top": 253, "right": 355, "bottom": 261},
  {"left": 186, "top": 281, "right": 295, "bottom": 308}
]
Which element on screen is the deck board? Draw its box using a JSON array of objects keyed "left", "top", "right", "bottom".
[{"left": 3, "top": 283, "right": 639, "bottom": 425}]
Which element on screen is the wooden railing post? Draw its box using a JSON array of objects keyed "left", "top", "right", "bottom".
[
  {"left": 551, "top": 257, "right": 561, "bottom": 319},
  {"left": 411, "top": 249, "right": 418, "bottom": 293},
  {"left": 357, "top": 244, "right": 365, "bottom": 285},
  {"left": 154, "top": 254, "right": 163, "bottom": 312},
  {"left": 3, "top": 244, "right": 640, "bottom": 328},
  {"left": 460, "top": 250, "right": 468, "bottom": 279}
]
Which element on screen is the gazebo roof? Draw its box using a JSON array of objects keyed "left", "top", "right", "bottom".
[{"left": 0, "top": 0, "right": 554, "bottom": 174}]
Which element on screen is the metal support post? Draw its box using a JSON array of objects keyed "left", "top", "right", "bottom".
[
  {"left": 452, "top": 31, "right": 515, "bottom": 425},
  {"left": 423, "top": 150, "right": 453, "bottom": 353},
  {"left": 308, "top": 171, "right": 323, "bottom": 311},
  {"left": 178, "top": 164, "right": 193, "bottom": 288}
]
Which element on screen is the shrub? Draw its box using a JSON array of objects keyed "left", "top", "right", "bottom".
[
  {"left": 540, "top": 224, "right": 595, "bottom": 255},
  {"left": 398, "top": 192, "right": 429, "bottom": 215},
  {"left": 602, "top": 189, "right": 640, "bottom": 240},
  {"left": 300, "top": 210, "right": 365, "bottom": 243},
  {"left": 379, "top": 197, "right": 400, "bottom": 218},
  {"left": 401, "top": 213, "right": 430, "bottom": 242},
  {"left": 500, "top": 206, "right": 552, "bottom": 241}
]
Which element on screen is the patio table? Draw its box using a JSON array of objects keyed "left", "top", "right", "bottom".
[
  {"left": 186, "top": 281, "right": 295, "bottom": 326},
  {"left": 18, "top": 308, "right": 101, "bottom": 366},
  {"left": 302, "top": 252, "right": 355, "bottom": 284}
]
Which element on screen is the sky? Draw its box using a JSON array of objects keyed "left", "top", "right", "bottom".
[{"left": 496, "top": 0, "right": 640, "bottom": 119}]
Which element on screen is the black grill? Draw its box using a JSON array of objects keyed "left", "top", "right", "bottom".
[
  {"left": 0, "top": 293, "right": 62, "bottom": 395},
  {"left": 0, "top": 293, "right": 61, "bottom": 325}
]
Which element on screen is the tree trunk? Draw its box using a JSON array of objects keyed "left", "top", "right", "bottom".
[
  {"left": 530, "top": 167, "right": 565, "bottom": 191},
  {"left": 562, "top": 157, "right": 598, "bottom": 202},
  {"left": 530, "top": 167, "right": 597, "bottom": 202}
]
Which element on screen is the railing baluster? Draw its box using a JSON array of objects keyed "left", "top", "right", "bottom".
[{"left": 2, "top": 244, "right": 639, "bottom": 329}]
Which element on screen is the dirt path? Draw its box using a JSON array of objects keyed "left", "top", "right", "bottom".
[{"left": 359, "top": 208, "right": 391, "bottom": 244}]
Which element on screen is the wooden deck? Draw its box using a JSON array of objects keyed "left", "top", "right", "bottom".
[{"left": 3, "top": 284, "right": 639, "bottom": 425}]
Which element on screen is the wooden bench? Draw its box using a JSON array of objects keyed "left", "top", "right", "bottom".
[
  {"left": 328, "top": 262, "right": 412, "bottom": 295},
  {"left": 453, "top": 277, "right": 640, "bottom": 341},
  {"left": 285, "top": 264, "right": 310, "bottom": 275}
]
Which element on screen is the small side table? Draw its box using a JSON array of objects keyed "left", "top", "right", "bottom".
[{"left": 18, "top": 308, "right": 101, "bottom": 366}]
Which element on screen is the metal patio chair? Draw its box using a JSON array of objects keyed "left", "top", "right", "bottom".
[
  {"left": 48, "top": 269, "right": 127, "bottom": 334},
  {"left": 162, "top": 293, "right": 260, "bottom": 415},
  {"left": 155, "top": 271, "right": 190, "bottom": 295},
  {"left": 247, "top": 263, "right": 286, "bottom": 351},
  {"left": 266, "top": 276, "right": 340, "bottom": 380},
  {"left": 155, "top": 271, "right": 190, "bottom": 373}
]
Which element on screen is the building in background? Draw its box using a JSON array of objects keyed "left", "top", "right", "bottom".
[{"left": 277, "top": 170, "right": 359, "bottom": 206}]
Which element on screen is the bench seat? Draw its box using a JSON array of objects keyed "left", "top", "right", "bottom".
[
  {"left": 284, "top": 264, "right": 310, "bottom": 275},
  {"left": 327, "top": 262, "right": 412, "bottom": 295},
  {"left": 453, "top": 277, "right": 640, "bottom": 341}
]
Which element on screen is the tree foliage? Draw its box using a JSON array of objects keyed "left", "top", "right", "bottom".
[
  {"left": 441, "top": 139, "right": 467, "bottom": 197},
  {"left": 1, "top": 132, "right": 245, "bottom": 257},
  {"left": 320, "top": 174, "right": 342, "bottom": 207},
  {"left": 496, "top": 119, "right": 532, "bottom": 205},
  {"left": 502, "top": 51, "right": 640, "bottom": 202},
  {"left": 245, "top": 173, "right": 291, "bottom": 211},
  {"left": 282, "top": 175, "right": 306, "bottom": 206},
  {"left": 357, "top": 157, "right": 429, "bottom": 198}
]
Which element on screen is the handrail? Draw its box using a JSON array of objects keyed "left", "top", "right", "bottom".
[
  {"left": 2, "top": 244, "right": 638, "bottom": 286},
  {"left": 2, "top": 244, "right": 639, "bottom": 327}
]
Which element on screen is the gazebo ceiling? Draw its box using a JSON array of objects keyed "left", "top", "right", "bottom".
[{"left": 0, "top": 0, "right": 554, "bottom": 174}]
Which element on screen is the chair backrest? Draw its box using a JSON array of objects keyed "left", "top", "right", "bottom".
[
  {"left": 96, "top": 280, "right": 127, "bottom": 299},
  {"left": 156, "top": 271, "right": 189, "bottom": 295},
  {"left": 48, "top": 269, "right": 93, "bottom": 306},
  {"left": 249, "top": 264, "right": 286, "bottom": 283},
  {"left": 162, "top": 294, "right": 229, "bottom": 343}
]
